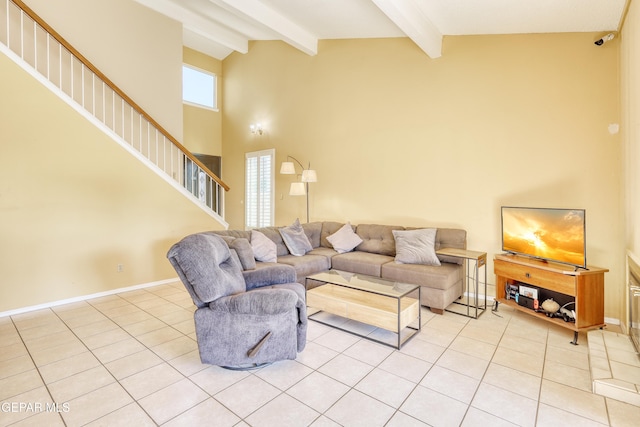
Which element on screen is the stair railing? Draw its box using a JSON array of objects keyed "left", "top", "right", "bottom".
[{"left": 0, "top": 0, "right": 229, "bottom": 219}]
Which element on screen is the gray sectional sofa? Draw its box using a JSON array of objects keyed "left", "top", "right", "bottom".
[{"left": 211, "top": 221, "right": 467, "bottom": 314}]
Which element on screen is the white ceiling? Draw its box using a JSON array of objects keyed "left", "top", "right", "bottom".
[{"left": 133, "top": 0, "right": 628, "bottom": 59}]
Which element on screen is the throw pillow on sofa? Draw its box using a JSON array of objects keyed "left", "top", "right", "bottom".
[
  {"left": 218, "top": 235, "right": 257, "bottom": 270},
  {"left": 251, "top": 230, "right": 278, "bottom": 263},
  {"left": 228, "top": 238, "right": 257, "bottom": 270},
  {"left": 392, "top": 228, "right": 441, "bottom": 266},
  {"left": 279, "top": 218, "right": 313, "bottom": 256},
  {"left": 327, "top": 222, "right": 363, "bottom": 253}
]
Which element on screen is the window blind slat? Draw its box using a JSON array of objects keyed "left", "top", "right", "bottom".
[{"left": 245, "top": 149, "right": 274, "bottom": 229}]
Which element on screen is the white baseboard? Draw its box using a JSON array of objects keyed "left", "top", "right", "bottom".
[
  {"left": 0, "top": 278, "right": 179, "bottom": 318},
  {"left": 604, "top": 317, "right": 620, "bottom": 326}
]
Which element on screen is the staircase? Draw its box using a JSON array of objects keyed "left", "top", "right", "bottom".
[{"left": 0, "top": 0, "right": 229, "bottom": 227}]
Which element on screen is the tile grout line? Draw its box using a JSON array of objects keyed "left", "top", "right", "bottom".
[
  {"left": 232, "top": 317, "right": 407, "bottom": 425},
  {"left": 51, "top": 300, "right": 159, "bottom": 426},
  {"left": 534, "top": 322, "right": 550, "bottom": 427},
  {"left": 234, "top": 321, "right": 349, "bottom": 425},
  {"left": 84, "top": 290, "right": 207, "bottom": 426},
  {"left": 88, "top": 287, "right": 251, "bottom": 425},
  {"left": 139, "top": 284, "right": 281, "bottom": 424},
  {"left": 9, "top": 310, "right": 68, "bottom": 427},
  {"left": 316, "top": 329, "right": 404, "bottom": 426},
  {"left": 5, "top": 286, "right": 634, "bottom": 426},
  {"left": 180, "top": 289, "right": 502, "bottom": 424},
  {"left": 30, "top": 289, "right": 190, "bottom": 425},
  {"left": 599, "top": 331, "right": 617, "bottom": 426},
  {"left": 453, "top": 309, "right": 509, "bottom": 426},
  {"left": 81, "top": 293, "right": 169, "bottom": 426},
  {"left": 384, "top": 313, "right": 466, "bottom": 426}
]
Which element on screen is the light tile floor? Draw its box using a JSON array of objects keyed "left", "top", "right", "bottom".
[
  {"left": 588, "top": 329, "right": 640, "bottom": 406},
  {"left": 1, "top": 281, "right": 640, "bottom": 426}
]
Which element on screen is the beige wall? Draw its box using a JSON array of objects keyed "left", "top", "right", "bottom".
[
  {"left": 24, "top": 0, "right": 184, "bottom": 139},
  {"left": 0, "top": 53, "right": 223, "bottom": 313},
  {"left": 622, "top": 1, "right": 640, "bottom": 329},
  {"left": 1, "top": 0, "right": 629, "bottom": 322},
  {"left": 222, "top": 35, "right": 625, "bottom": 320},
  {"left": 183, "top": 47, "right": 223, "bottom": 157}
]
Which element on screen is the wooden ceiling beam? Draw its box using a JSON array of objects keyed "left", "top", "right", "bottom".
[
  {"left": 371, "top": 0, "right": 443, "bottom": 58},
  {"left": 134, "top": 0, "right": 249, "bottom": 54},
  {"left": 214, "top": 0, "right": 318, "bottom": 56}
]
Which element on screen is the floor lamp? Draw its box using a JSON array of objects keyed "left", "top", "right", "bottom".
[{"left": 280, "top": 156, "right": 317, "bottom": 223}]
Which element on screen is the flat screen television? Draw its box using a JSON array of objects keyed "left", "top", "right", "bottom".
[{"left": 501, "top": 206, "right": 587, "bottom": 269}]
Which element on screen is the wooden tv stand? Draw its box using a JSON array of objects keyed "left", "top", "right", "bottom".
[{"left": 494, "top": 254, "right": 608, "bottom": 345}]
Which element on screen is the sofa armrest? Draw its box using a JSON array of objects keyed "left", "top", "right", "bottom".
[
  {"left": 243, "top": 263, "right": 297, "bottom": 290},
  {"left": 209, "top": 288, "right": 298, "bottom": 315}
]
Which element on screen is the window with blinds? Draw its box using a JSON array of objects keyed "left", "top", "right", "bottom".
[{"left": 245, "top": 149, "right": 275, "bottom": 229}]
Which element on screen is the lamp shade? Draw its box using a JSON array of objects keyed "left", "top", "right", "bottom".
[
  {"left": 280, "top": 162, "right": 295, "bottom": 174},
  {"left": 289, "top": 182, "right": 306, "bottom": 196},
  {"left": 301, "top": 169, "right": 317, "bottom": 183}
]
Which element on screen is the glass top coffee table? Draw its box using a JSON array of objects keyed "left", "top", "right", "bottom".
[{"left": 305, "top": 270, "right": 421, "bottom": 349}]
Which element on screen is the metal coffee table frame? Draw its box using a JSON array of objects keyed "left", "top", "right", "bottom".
[{"left": 305, "top": 270, "right": 421, "bottom": 350}]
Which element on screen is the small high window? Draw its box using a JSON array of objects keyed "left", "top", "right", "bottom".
[{"left": 182, "top": 65, "right": 217, "bottom": 110}]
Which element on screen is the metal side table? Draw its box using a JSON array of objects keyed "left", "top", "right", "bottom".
[{"left": 437, "top": 248, "right": 487, "bottom": 319}]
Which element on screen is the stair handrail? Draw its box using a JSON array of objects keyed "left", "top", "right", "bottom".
[{"left": 11, "top": 0, "right": 229, "bottom": 192}]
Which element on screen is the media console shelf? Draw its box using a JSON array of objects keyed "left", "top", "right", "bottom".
[{"left": 494, "top": 254, "right": 608, "bottom": 345}]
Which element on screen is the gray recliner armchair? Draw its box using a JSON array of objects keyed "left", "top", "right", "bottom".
[{"left": 167, "top": 233, "right": 307, "bottom": 368}]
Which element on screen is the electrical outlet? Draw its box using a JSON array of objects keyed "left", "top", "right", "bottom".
[{"left": 117, "top": 264, "right": 124, "bottom": 273}]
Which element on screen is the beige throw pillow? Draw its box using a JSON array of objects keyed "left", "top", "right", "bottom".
[
  {"left": 327, "top": 222, "right": 363, "bottom": 253},
  {"left": 279, "top": 218, "right": 313, "bottom": 256},
  {"left": 392, "top": 228, "right": 441, "bottom": 266},
  {"left": 251, "top": 230, "right": 277, "bottom": 263}
]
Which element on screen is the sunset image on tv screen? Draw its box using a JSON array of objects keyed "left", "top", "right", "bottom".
[{"left": 502, "top": 208, "right": 585, "bottom": 267}]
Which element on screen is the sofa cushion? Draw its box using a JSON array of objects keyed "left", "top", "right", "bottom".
[
  {"left": 331, "top": 251, "right": 394, "bottom": 277},
  {"left": 307, "top": 247, "right": 339, "bottom": 259},
  {"left": 392, "top": 228, "right": 441, "bottom": 266},
  {"left": 279, "top": 219, "right": 313, "bottom": 256},
  {"left": 277, "top": 254, "right": 331, "bottom": 279},
  {"left": 327, "top": 222, "right": 363, "bottom": 253},
  {"left": 355, "top": 224, "right": 404, "bottom": 256},
  {"left": 251, "top": 230, "right": 277, "bottom": 263},
  {"left": 381, "top": 261, "right": 462, "bottom": 291},
  {"left": 302, "top": 222, "right": 323, "bottom": 248}
]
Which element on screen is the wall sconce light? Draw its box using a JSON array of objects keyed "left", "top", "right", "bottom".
[
  {"left": 280, "top": 155, "right": 318, "bottom": 222},
  {"left": 250, "top": 123, "right": 264, "bottom": 135}
]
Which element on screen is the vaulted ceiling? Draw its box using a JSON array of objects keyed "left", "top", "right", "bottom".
[{"left": 133, "top": 0, "right": 628, "bottom": 59}]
